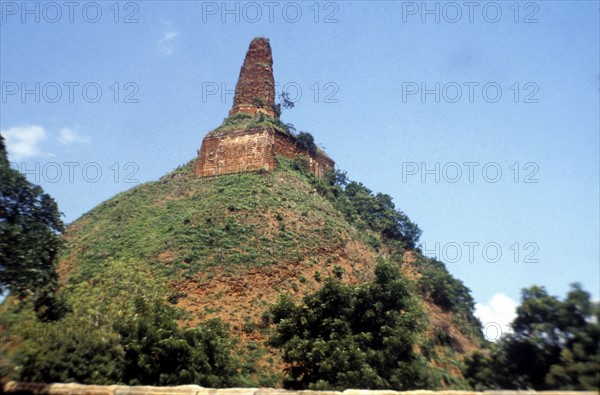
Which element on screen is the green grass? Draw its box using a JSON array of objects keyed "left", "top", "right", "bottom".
[
  {"left": 61, "top": 156, "right": 359, "bottom": 285},
  {"left": 205, "top": 114, "right": 330, "bottom": 158},
  {"left": 207, "top": 113, "right": 291, "bottom": 136}
]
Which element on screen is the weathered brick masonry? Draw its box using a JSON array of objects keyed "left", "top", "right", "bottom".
[
  {"left": 229, "top": 37, "right": 276, "bottom": 118},
  {"left": 196, "top": 128, "right": 334, "bottom": 178},
  {"left": 195, "top": 37, "right": 334, "bottom": 178}
]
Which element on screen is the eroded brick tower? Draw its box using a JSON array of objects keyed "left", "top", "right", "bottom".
[
  {"left": 229, "top": 37, "right": 276, "bottom": 118},
  {"left": 195, "top": 37, "right": 334, "bottom": 178}
]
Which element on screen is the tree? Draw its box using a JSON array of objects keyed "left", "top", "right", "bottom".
[
  {"left": 305, "top": 169, "right": 422, "bottom": 252},
  {"left": 273, "top": 91, "right": 295, "bottom": 117},
  {"left": 17, "top": 315, "right": 125, "bottom": 384},
  {"left": 417, "top": 258, "right": 478, "bottom": 321},
  {"left": 344, "top": 181, "right": 421, "bottom": 248},
  {"left": 15, "top": 259, "right": 241, "bottom": 386},
  {"left": 0, "top": 134, "right": 64, "bottom": 305},
  {"left": 463, "top": 350, "right": 504, "bottom": 390},
  {"left": 295, "top": 132, "right": 317, "bottom": 155},
  {"left": 269, "top": 259, "right": 431, "bottom": 390},
  {"left": 464, "top": 283, "right": 600, "bottom": 391},
  {"left": 115, "top": 298, "right": 239, "bottom": 386}
]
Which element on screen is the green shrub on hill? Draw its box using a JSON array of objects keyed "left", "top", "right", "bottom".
[
  {"left": 12, "top": 259, "right": 240, "bottom": 386},
  {"left": 281, "top": 157, "right": 422, "bottom": 252},
  {"left": 268, "top": 259, "right": 432, "bottom": 390},
  {"left": 62, "top": 161, "right": 354, "bottom": 284},
  {"left": 416, "top": 257, "right": 480, "bottom": 328},
  {"left": 464, "top": 284, "right": 600, "bottom": 391}
]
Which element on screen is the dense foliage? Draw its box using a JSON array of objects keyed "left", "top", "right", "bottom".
[
  {"left": 416, "top": 257, "right": 481, "bottom": 329},
  {"left": 269, "top": 259, "right": 432, "bottom": 390},
  {"left": 295, "top": 132, "right": 318, "bottom": 155},
  {"left": 273, "top": 91, "right": 295, "bottom": 117},
  {"left": 11, "top": 260, "right": 240, "bottom": 386},
  {"left": 464, "top": 284, "right": 599, "bottom": 391},
  {"left": 304, "top": 162, "right": 481, "bottom": 339},
  {"left": 211, "top": 113, "right": 292, "bottom": 136},
  {"left": 0, "top": 155, "right": 483, "bottom": 388},
  {"left": 0, "top": 134, "right": 64, "bottom": 319},
  {"left": 304, "top": 164, "right": 422, "bottom": 251}
]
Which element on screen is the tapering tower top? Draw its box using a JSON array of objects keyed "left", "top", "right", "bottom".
[{"left": 229, "top": 37, "right": 276, "bottom": 118}]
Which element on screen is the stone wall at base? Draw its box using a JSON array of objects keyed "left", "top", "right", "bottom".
[
  {"left": 195, "top": 128, "right": 334, "bottom": 178},
  {"left": 2, "top": 382, "right": 597, "bottom": 395}
]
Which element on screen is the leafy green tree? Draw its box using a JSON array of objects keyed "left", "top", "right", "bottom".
[
  {"left": 289, "top": 159, "right": 421, "bottom": 252},
  {"left": 464, "top": 283, "right": 599, "bottom": 390},
  {"left": 273, "top": 91, "right": 295, "bottom": 117},
  {"left": 14, "top": 259, "right": 241, "bottom": 386},
  {"left": 417, "top": 258, "right": 478, "bottom": 323},
  {"left": 16, "top": 316, "right": 125, "bottom": 384},
  {"left": 463, "top": 350, "right": 498, "bottom": 390},
  {"left": 0, "top": 134, "right": 64, "bottom": 313},
  {"left": 463, "top": 346, "right": 518, "bottom": 390},
  {"left": 295, "top": 132, "right": 317, "bottom": 155},
  {"left": 269, "top": 259, "right": 431, "bottom": 390},
  {"left": 544, "top": 285, "right": 600, "bottom": 390},
  {"left": 344, "top": 182, "right": 421, "bottom": 249},
  {"left": 116, "top": 298, "right": 238, "bottom": 386}
]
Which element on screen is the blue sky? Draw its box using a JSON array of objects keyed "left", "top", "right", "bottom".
[{"left": 1, "top": 1, "right": 598, "bottom": 338}]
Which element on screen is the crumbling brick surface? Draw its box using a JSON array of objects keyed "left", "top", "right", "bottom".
[
  {"left": 196, "top": 129, "right": 273, "bottom": 177},
  {"left": 196, "top": 38, "right": 335, "bottom": 178},
  {"left": 195, "top": 128, "right": 334, "bottom": 178},
  {"left": 229, "top": 37, "right": 276, "bottom": 118},
  {"left": 271, "top": 131, "right": 335, "bottom": 177}
]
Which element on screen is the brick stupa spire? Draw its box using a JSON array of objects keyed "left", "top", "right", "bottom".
[
  {"left": 195, "top": 38, "right": 334, "bottom": 178},
  {"left": 229, "top": 37, "right": 276, "bottom": 118}
]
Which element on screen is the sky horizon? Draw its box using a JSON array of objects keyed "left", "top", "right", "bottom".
[{"left": 1, "top": 0, "right": 599, "bottom": 340}]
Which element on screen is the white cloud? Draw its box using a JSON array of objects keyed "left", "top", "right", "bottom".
[
  {"left": 475, "top": 293, "right": 518, "bottom": 342},
  {"left": 156, "top": 30, "right": 179, "bottom": 56},
  {"left": 1, "top": 125, "right": 47, "bottom": 160},
  {"left": 58, "top": 128, "right": 90, "bottom": 145}
]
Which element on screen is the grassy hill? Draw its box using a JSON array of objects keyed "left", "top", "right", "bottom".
[{"left": 1, "top": 156, "right": 484, "bottom": 388}]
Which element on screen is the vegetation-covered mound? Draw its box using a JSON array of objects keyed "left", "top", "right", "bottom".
[{"left": 1, "top": 156, "right": 483, "bottom": 388}]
